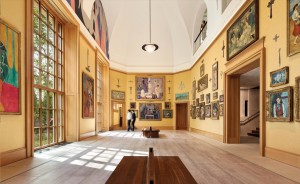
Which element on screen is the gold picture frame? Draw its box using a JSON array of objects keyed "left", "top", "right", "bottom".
[
  {"left": 136, "top": 76, "right": 165, "bottom": 100},
  {"left": 295, "top": 77, "right": 300, "bottom": 122}
]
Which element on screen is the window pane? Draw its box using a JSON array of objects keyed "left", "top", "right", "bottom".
[
  {"left": 42, "top": 128, "right": 48, "bottom": 146},
  {"left": 33, "top": 15, "right": 39, "bottom": 34},
  {"left": 58, "top": 78, "right": 61, "bottom": 91},
  {"left": 48, "top": 74, "right": 54, "bottom": 89},
  {"left": 49, "top": 44, "right": 55, "bottom": 60},
  {"left": 58, "top": 110, "right": 61, "bottom": 126},
  {"left": 41, "top": 109, "right": 47, "bottom": 126},
  {"left": 58, "top": 23, "right": 62, "bottom": 36},
  {"left": 49, "top": 127, "right": 54, "bottom": 144},
  {"left": 49, "top": 29, "right": 55, "bottom": 45},
  {"left": 41, "top": 7, "right": 47, "bottom": 22},
  {"left": 49, "top": 92, "right": 54, "bottom": 109},
  {"left": 33, "top": 33, "right": 40, "bottom": 50},
  {"left": 58, "top": 51, "right": 62, "bottom": 64},
  {"left": 41, "top": 71, "right": 47, "bottom": 86},
  {"left": 41, "top": 90, "right": 47, "bottom": 108},
  {"left": 41, "top": 21, "right": 47, "bottom": 39},
  {"left": 33, "top": 67, "right": 40, "bottom": 84},
  {"left": 41, "top": 54, "right": 47, "bottom": 71},
  {"left": 33, "top": 50, "right": 39, "bottom": 67},
  {"left": 34, "top": 128, "right": 40, "bottom": 148},
  {"left": 34, "top": 88, "right": 40, "bottom": 107},
  {"left": 48, "top": 14, "right": 55, "bottom": 30},
  {"left": 49, "top": 110, "right": 54, "bottom": 126},
  {"left": 58, "top": 36, "right": 62, "bottom": 50},
  {"left": 58, "top": 64, "right": 61, "bottom": 78},
  {"left": 33, "top": 0, "right": 39, "bottom": 15},
  {"left": 41, "top": 38, "right": 47, "bottom": 55},
  {"left": 34, "top": 108, "right": 40, "bottom": 127},
  {"left": 49, "top": 60, "right": 55, "bottom": 74}
]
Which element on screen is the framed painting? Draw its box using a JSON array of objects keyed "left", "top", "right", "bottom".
[
  {"left": 196, "top": 98, "right": 200, "bottom": 106},
  {"left": 199, "top": 102, "right": 205, "bottom": 120},
  {"left": 165, "top": 102, "right": 171, "bottom": 109},
  {"left": 196, "top": 107, "right": 200, "bottom": 118},
  {"left": 111, "top": 90, "right": 125, "bottom": 100},
  {"left": 270, "top": 67, "right": 289, "bottom": 87},
  {"left": 192, "top": 80, "right": 196, "bottom": 100},
  {"left": 130, "top": 102, "right": 136, "bottom": 109},
  {"left": 82, "top": 72, "right": 94, "bottom": 118},
  {"left": 266, "top": 86, "right": 293, "bottom": 122},
  {"left": 191, "top": 105, "right": 196, "bottom": 119},
  {"left": 136, "top": 76, "right": 164, "bottom": 100},
  {"left": 0, "top": 19, "right": 21, "bottom": 114},
  {"left": 163, "top": 109, "right": 173, "bottom": 118},
  {"left": 227, "top": 0, "right": 259, "bottom": 61},
  {"left": 139, "top": 103, "right": 162, "bottom": 121},
  {"left": 198, "top": 74, "right": 208, "bottom": 92},
  {"left": 219, "top": 104, "right": 224, "bottom": 116},
  {"left": 219, "top": 95, "right": 224, "bottom": 103},
  {"left": 193, "top": 101, "right": 195, "bottom": 106},
  {"left": 206, "top": 93, "right": 210, "bottom": 104},
  {"left": 212, "top": 62, "right": 218, "bottom": 91},
  {"left": 200, "top": 64, "right": 205, "bottom": 77},
  {"left": 175, "top": 92, "right": 189, "bottom": 101},
  {"left": 288, "top": 0, "right": 300, "bottom": 56},
  {"left": 211, "top": 101, "right": 219, "bottom": 120},
  {"left": 213, "top": 92, "right": 218, "bottom": 100},
  {"left": 295, "top": 77, "right": 300, "bottom": 121},
  {"left": 205, "top": 105, "right": 211, "bottom": 118},
  {"left": 200, "top": 94, "right": 204, "bottom": 101}
]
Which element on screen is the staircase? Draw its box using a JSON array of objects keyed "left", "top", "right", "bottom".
[{"left": 247, "top": 127, "right": 259, "bottom": 137}]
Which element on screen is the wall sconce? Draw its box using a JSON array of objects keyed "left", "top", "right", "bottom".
[
  {"left": 130, "top": 86, "right": 132, "bottom": 94},
  {"left": 116, "top": 79, "right": 120, "bottom": 88},
  {"left": 168, "top": 87, "right": 171, "bottom": 94}
]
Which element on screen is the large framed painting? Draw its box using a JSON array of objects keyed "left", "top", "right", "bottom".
[
  {"left": 288, "top": 1, "right": 300, "bottom": 56},
  {"left": 82, "top": 72, "right": 94, "bottom": 118},
  {"left": 175, "top": 92, "right": 189, "bottom": 101},
  {"left": 136, "top": 76, "right": 164, "bottom": 100},
  {"left": 270, "top": 67, "right": 289, "bottom": 87},
  {"left": 192, "top": 80, "right": 196, "bottom": 100},
  {"left": 163, "top": 109, "right": 173, "bottom": 118},
  {"left": 212, "top": 62, "right": 218, "bottom": 91},
  {"left": 211, "top": 101, "right": 219, "bottom": 120},
  {"left": 139, "top": 103, "right": 162, "bottom": 121},
  {"left": 227, "top": 0, "right": 259, "bottom": 61},
  {"left": 111, "top": 90, "right": 125, "bottom": 100},
  {"left": 205, "top": 105, "right": 211, "bottom": 118},
  {"left": 266, "top": 86, "right": 293, "bottom": 122},
  {"left": 0, "top": 19, "right": 21, "bottom": 114},
  {"left": 199, "top": 102, "right": 205, "bottom": 120},
  {"left": 198, "top": 74, "right": 208, "bottom": 92},
  {"left": 295, "top": 77, "right": 300, "bottom": 121}
]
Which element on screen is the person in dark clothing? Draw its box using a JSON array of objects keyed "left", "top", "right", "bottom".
[{"left": 131, "top": 110, "right": 136, "bottom": 131}]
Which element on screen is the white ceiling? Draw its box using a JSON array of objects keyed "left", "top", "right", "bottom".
[
  {"left": 101, "top": 0, "right": 245, "bottom": 73},
  {"left": 240, "top": 68, "right": 260, "bottom": 89}
]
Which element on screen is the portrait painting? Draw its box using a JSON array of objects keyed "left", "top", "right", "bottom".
[
  {"left": 212, "top": 62, "right": 218, "bottom": 91},
  {"left": 191, "top": 105, "right": 196, "bottom": 119},
  {"left": 139, "top": 103, "right": 162, "bottom": 121},
  {"left": 196, "top": 98, "right": 200, "bottom": 106},
  {"left": 111, "top": 90, "right": 125, "bottom": 100},
  {"left": 295, "top": 77, "right": 300, "bottom": 121},
  {"left": 219, "top": 104, "right": 224, "bottom": 116},
  {"left": 266, "top": 86, "right": 293, "bottom": 122},
  {"left": 205, "top": 105, "right": 211, "bottom": 118},
  {"left": 219, "top": 95, "right": 224, "bottom": 103},
  {"left": 0, "top": 19, "right": 21, "bottom": 114},
  {"left": 165, "top": 102, "right": 171, "bottom": 109},
  {"left": 211, "top": 101, "right": 219, "bottom": 120},
  {"left": 213, "top": 92, "right": 218, "bottom": 100},
  {"left": 227, "top": 0, "right": 259, "bottom": 60},
  {"left": 175, "top": 92, "right": 189, "bottom": 101},
  {"left": 200, "top": 64, "right": 205, "bottom": 77},
  {"left": 196, "top": 107, "right": 200, "bottom": 118},
  {"left": 82, "top": 72, "right": 94, "bottom": 118},
  {"left": 206, "top": 93, "right": 210, "bottom": 104},
  {"left": 136, "top": 76, "right": 164, "bottom": 100},
  {"left": 288, "top": 0, "right": 300, "bottom": 56},
  {"left": 199, "top": 102, "right": 205, "bottom": 120},
  {"left": 200, "top": 94, "right": 204, "bottom": 101},
  {"left": 270, "top": 67, "right": 289, "bottom": 87},
  {"left": 163, "top": 109, "right": 173, "bottom": 118},
  {"left": 130, "top": 102, "right": 136, "bottom": 109},
  {"left": 192, "top": 80, "right": 196, "bottom": 100},
  {"left": 198, "top": 74, "right": 208, "bottom": 92}
]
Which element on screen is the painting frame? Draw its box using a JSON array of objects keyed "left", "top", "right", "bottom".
[
  {"left": 227, "top": 0, "right": 259, "bottom": 61},
  {"left": 206, "top": 93, "right": 210, "bottom": 104},
  {"left": 212, "top": 62, "right": 218, "bottom": 91},
  {"left": 111, "top": 90, "right": 125, "bottom": 100},
  {"left": 198, "top": 74, "right": 208, "bottom": 92},
  {"left": 199, "top": 102, "right": 205, "bottom": 120},
  {"left": 295, "top": 77, "right": 300, "bottom": 122},
  {"left": 191, "top": 105, "right": 196, "bottom": 119},
  {"left": 266, "top": 86, "right": 293, "bottom": 122},
  {"left": 205, "top": 105, "right": 211, "bottom": 118},
  {"left": 135, "top": 76, "right": 165, "bottom": 100},
  {"left": 196, "top": 98, "right": 200, "bottom": 106},
  {"left": 175, "top": 92, "right": 189, "bottom": 101},
  {"left": 219, "top": 104, "right": 224, "bottom": 116},
  {"left": 192, "top": 80, "right": 196, "bottom": 100},
  {"left": 165, "top": 102, "right": 171, "bottom": 109},
  {"left": 213, "top": 92, "right": 218, "bottom": 100},
  {"left": 211, "top": 101, "right": 219, "bottom": 120},
  {"left": 200, "top": 94, "right": 204, "bottom": 101},
  {"left": 163, "top": 109, "right": 173, "bottom": 118},
  {"left": 130, "top": 102, "right": 136, "bottom": 109},
  {"left": 219, "top": 95, "right": 224, "bottom": 103},
  {"left": 200, "top": 64, "right": 205, "bottom": 77},
  {"left": 139, "top": 103, "right": 162, "bottom": 121},
  {"left": 270, "top": 66, "right": 289, "bottom": 87},
  {"left": 0, "top": 19, "right": 21, "bottom": 115},
  {"left": 82, "top": 72, "right": 94, "bottom": 118},
  {"left": 288, "top": 0, "right": 300, "bottom": 56}
]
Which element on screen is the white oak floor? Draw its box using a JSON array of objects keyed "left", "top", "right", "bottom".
[{"left": 1, "top": 130, "right": 300, "bottom": 184}]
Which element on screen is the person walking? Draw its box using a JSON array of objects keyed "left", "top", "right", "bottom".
[
  {"left": 131, "top": 110, "right": 136, "bottom": 131},
  {"left": 127, "top": 110, "right": 132, "bottom": 131}
]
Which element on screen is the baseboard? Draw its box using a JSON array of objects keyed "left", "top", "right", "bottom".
[
  {"left": 265, "top": 147, "right": 300, "bottom": 169},
  {"left": 136, "top": 126, "right": 174, "bottom": 130},
  {"left": 0, "top": 147, "right": 27, "bottom": 166},
  {"left": 80, "top": 131, "right": 96, "bottom": 141},
  {"left": 190, "top": 128, "right": 223, "bottom": 142}
]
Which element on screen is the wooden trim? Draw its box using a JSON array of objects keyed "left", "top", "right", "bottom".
[
  {"left": 79, "top": 131, "right": 96, "bottom": 141},
  {"left": 136, "top": 126, "right": 174, "bottom": 130},
  {"left": 0, "top": 148, "right": 27, "bottom": 167},
  {"left": 190, "top": 128, "right": 223, "bottom": 142},
  {"left": 265, "top": 147, "right": 300, "bottom": 169},
  {"left": 109, "top": 68, "right": 178, "bottom": 76}
]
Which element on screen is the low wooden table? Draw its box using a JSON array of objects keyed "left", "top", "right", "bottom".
[{"left": 142, "top": 128, "right": 160, "bottom": 138}]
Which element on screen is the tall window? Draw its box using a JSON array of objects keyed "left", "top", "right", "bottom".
[
  {"left": 33, "top": 0, "right": 65, "bottom": 149},
  {"left": 96, "top": 63, "right": 103, "bottom": 132}
]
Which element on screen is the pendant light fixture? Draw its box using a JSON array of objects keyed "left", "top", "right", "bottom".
[{"left": 142, "top": 0, "right": 159, "bottom": 53}]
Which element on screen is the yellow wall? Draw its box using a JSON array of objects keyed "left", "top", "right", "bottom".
[{"left": 0, "top": 0, "right": 26, "bottom": 153}]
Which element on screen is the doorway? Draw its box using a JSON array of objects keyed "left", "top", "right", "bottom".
[
  {"left": 176, "top": 103, "right": 188, "bottom": 130},
  {"left": 111, "top": 101, "right": 125, "bottom": 130}
]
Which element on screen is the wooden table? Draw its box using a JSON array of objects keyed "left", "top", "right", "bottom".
[{"left": 142, "top": 128, "right": 160, "bottom": 138}]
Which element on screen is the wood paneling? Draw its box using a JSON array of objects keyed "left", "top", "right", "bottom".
[
  {"left": 176, "top": 103, "right": 188, "bottom": 130},
  {"left": 265, "top": 147, "right": 300, "bottom": 169},
  {"left": 0, "top": 148, "right": 26, "bottom": 166}
]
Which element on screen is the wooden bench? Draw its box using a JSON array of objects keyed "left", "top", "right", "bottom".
[
  {"left": 142, "top": 127, "right": 160, "bottom": 138},
  {"left": 106, "top": 148, "right": 197, "bottom": 184}
]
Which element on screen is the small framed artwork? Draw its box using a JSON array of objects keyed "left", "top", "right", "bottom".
[
  {"left": 270, "top": 67, "right": 289, "bottom": 87},
  {"left": 175, "top": 92, "right": 189, "bottom": 101},
  {"left": 196, "top": 107, "right": 200, "bottom": 118},
  {"left": 213, "top": 92, "right": 218, "bottom": 100},
  {"left": 266, "top": 86, "right": 293, "bottom": 122},
  {"left": 191, "top": 106, "right": 196, "bottom": 119},
  {"left": 211, "top": 101, "right": 219, "bottom": 120},
  {"left": 163, "top": 109, "right": 173, "bottom": 118},
  {"left": 198, "top": 74, "right": 208, "bottom": 92},
  {"left": 206, "top": 93, "right": 210, "bottom": 104},
  {"left": 296, "top": 77, "right": 300, "bottom": 122},
  {"left": 82, "top": 72, "right": 94, "bottom": 118},
  {"left": 200, "top": 64, "right": 205, "bottom": 77},
  {"left": 196, "top": 98, "right": 200, "bottom": 106},
  {"left": 165, "top": 102, "right": 171, "bottom": 109},
  {"left": 288, "top": 0, "right": 300, "bottom": 56},
  {"left": 130, "top": 102, "right": 136, "bottom": 109},
  {"left": 212, "top": 62, "right": 218, "bottom": 91},
  {"left": 205, "top": 105, "right": 211, "bottom": 118},
  {"left": 219, "top": 95, "right": 224, "bottom": 103},
  {"left": 219, "top": 104, "right": 224, "bottom": 116},
  {"left": 199, "top": 102, "right": 205, "bottom": 120},
  {"left": 192, "top": 80, "right": 196, "bottom": 100},
  {"left": 200, "top": 94, "right": 204, "bottom": 101},
  {"left": 112, "top": 90, "right": 125, "bottom": 100}
]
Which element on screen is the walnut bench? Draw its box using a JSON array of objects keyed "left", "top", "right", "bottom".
[{"left": 142, "top": 127, "right": 160, "bottom": 138}]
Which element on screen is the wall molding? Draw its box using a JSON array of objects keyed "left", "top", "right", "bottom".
[
  {"left": 265, "top": 147, "right": 300, "bottom": 169},
  {"left": 79, "top": 131, "right": 96, "bottom": 141},
  {"left": 0, "top": 148, "right": 27, "bottom": 167},
  {"left": 190, "top": 128, "right": 223, "bottom": 142}
]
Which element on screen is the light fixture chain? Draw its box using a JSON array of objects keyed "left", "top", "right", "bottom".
[{"left": 149, "top": 0, "right": 151, "bottom": 43}]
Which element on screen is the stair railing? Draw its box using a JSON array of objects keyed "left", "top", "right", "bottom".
[{"left": 240, "top": 112, "right": 260, "bottom": 126}]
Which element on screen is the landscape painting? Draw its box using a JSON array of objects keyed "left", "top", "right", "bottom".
[{"left": 270, "top": 67, "right": 289, "bottom": 87}]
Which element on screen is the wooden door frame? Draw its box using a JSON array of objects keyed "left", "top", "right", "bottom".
[
  {"left": 224, "top": 38, "right": 266, "bottom": 156},
  {"left": 175, "top": 102, "right": 190, "bottom": 130},
  {"left": 111, "top": 100, "right": 126, "bottom": 130}
]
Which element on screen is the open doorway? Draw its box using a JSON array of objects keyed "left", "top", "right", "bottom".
[{"left": 111, "top": 102, "right": 125, "bottom": 130}]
